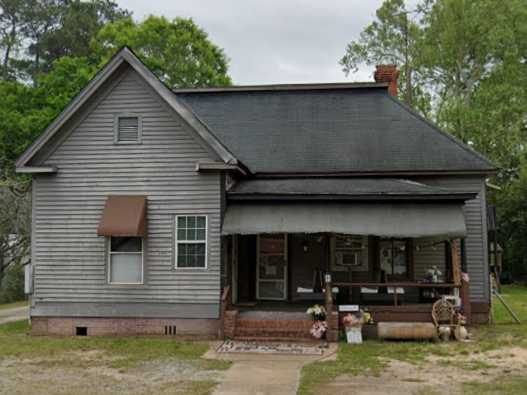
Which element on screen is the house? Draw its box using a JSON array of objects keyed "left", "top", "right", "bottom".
[{"left": 16, "top": 48, "right": 495, "bottom": 339}]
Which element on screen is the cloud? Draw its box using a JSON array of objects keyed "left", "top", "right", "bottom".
[{"left": 118, "top": 0, "right": 409, "bottom": 84}]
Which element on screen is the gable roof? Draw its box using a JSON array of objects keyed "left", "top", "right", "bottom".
[
  {"left": 178, "top": 87, "right": 496, "bottom": 175},
  {"left": 15, "top": 47, "right": 238, "bottom": 171}
]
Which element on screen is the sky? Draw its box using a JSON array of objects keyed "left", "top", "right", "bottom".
[{"left": 118, "top": 0, "right": 418, "bottom": 85}]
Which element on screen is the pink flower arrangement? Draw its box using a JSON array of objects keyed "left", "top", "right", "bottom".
[{"left": 310, "top": 320, "right": 328, "bottom": 339}]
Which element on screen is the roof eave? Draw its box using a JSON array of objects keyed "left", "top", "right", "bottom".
[
  {"left": 227, "top": 192, "right": 477, "bottom": 202},
  {"left": 16, "top": 166, "right": 58, "bottom": 174},
  {"left": 250, "top": 169, "right": 498, "bottom": 178}
]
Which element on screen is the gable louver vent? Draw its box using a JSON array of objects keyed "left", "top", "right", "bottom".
[{"left": 117, "top": 116, "right": 140, "bottom": 143}]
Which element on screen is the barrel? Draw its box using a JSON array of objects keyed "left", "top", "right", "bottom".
[{"left": 377, "top": 322, "right": 438, "bottom": 340}]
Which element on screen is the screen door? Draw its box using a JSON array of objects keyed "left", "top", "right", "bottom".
[{"left": 257, "top": 234, "right": 287, "bottom": 300}]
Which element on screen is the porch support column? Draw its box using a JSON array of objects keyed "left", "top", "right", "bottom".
[
  {"left": 451, "top": 238, "right": 471, "bottom": 324},
  {"left": 450, "top": 239, "right": 462, "bottom": 286},
  {"left": 324, "top": 273, "right": 333, "bottom": 315},
  {"left": 324, "top": 272, "right": 339, "bottom": 342}
]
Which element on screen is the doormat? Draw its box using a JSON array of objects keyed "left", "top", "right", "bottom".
[{"left": 216, "top": 340, "right": 326, "bottom": 355}]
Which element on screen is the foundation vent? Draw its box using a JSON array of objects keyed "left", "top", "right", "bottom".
[
  {"left": 75, "top": 326, "right": 88, "bottom": 336},
  {"left": 164, "top": 325, "right": 177, "bottom": 336}
]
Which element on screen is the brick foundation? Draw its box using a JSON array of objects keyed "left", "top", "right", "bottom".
[{"left": 31, "top": 317, "right": 219, "bottom": 338}]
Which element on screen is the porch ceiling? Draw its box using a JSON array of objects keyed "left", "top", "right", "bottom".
[{"left": 221, "top": 202, "right": 466, "bottom": 238}]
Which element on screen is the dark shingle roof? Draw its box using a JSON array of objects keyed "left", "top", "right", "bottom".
[
  {"left": 178, "top": 87, "right": 495, "bottom": 174},
  {"left": 228, "top": 178, "right": 475, "bottom": 201}
]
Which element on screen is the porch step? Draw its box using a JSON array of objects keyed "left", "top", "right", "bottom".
[
  {"left": 234, "top": 315, "right": 315, "bottom": 340},
  {"left": 233, "top": 335, "right": 322, "bottom": 343}
]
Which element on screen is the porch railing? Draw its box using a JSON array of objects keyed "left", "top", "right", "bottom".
[{"left": 331, "top": 281, "right": 461, "bottom": 307}]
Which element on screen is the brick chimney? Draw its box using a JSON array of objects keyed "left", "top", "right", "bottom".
[{"left": 374, "top": 65, "right": 399, "bottom": 97}]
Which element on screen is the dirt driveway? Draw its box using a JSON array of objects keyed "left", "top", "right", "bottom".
[
  {"left": 0, "top": 306, "right": 28, "bottom": 325},
  {"left": 316, "top": 346, "right": 527, "bottom": 395}
]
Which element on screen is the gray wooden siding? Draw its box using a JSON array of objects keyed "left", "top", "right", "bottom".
[
  {"left": 413, "top": 176, "right": 489, "bottom": 302},
  {"left": 32, "top": 68, "right": 222, "bottom": 318}
]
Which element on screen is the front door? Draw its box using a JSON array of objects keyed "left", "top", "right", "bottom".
[{"left": 257, "top": 234, "right": 287, "bottom": 300}]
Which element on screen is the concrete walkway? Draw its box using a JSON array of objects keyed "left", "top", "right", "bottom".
[
  {"left": 205, "top": 342, "right": 337, "bottom": 395},
  {"left": 0, "top": 305, "right": 29, "bottom": 325}
]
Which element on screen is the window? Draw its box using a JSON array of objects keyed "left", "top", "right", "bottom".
[
  {"left": 108, "top": 237, "right": 143, "bottom": 284},
  {"left": 115, "top": 115, "right": 141, "bottom": 143},
  {"left": 175, "top": 215, "right": 207, "bottom": 268},
  {"left": 379, "top": 239, "right": 408, "bottom": 278}
]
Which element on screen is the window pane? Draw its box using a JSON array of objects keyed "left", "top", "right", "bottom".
[
  {"left": 111, "top": 237, "right": 142, "bottom": 252},
  {"left": 187, "top": 228, "right": 196, "bottom": 241},
  {"left": 177, "top": 242, "right": 206, "bottom": 268},
  {"left": 177, "top": 253, "right": 187, "bottom": 267},
  {"left": 393, "top": 241, "right": 407, "bottom": 275},
  {"left": 110, "top": 254, "right": 142, "bottom": 283},
  {"left": 187, "top": 216, "right": 196, "bottom": 228},
  {"left": 196, "top": 229, "right": 206, "bottom": 241},
  {"left": 196, "top": 216, "right": 206, "bottom": 228},
  {"left": 178, "top": 243, "right": 188, "bottom": 255},
  {"left": 196, "top": 255, "right": 206, "bottom": 268},
  {"left": 196, "top": 243, "right": 205, "bottom": 255},
  {"left": 258, "top": 281, "right": 284, "bottom": 299},
  {"left": 177, "top": 229, "right": 186, "bottom": 240},
  {"left": 177, "top": 216, "right": 186, "bottom": 229}
]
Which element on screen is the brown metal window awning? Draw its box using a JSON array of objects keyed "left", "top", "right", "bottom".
[{"left": 97, "top": 196, "right": 147, "bottom": 237}]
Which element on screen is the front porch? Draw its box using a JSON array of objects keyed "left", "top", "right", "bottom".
[{"left": 220, "top": 232, "right": 469, "bottom": 341}]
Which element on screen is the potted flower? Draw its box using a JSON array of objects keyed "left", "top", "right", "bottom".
[
  {"left": 342, "top": 310, "right": 372, "bottom": 344},
  {"left": 306, "top": 304, "right": 327, "bottom": 339}
]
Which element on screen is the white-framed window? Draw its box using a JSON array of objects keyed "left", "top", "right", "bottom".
[
  {"left": 114, "top": 114, "right": 142, "bottom": 144},
  {"left": 108, "top": 236, "right": 143, "bottom": 284},
  {"left": 175, "top": 215, "right": 207, "bottom": 269}
]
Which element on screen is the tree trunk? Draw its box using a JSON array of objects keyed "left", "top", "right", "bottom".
[{"left": 3, "top": 19, "right": 17, "bottom": 79}]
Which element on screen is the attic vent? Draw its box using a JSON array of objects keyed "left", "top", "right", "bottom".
[
  {"left": 116, "top": 116, "right": 141, "bottom": 143},
  {"left": 164, "top": 325, "right": 177, "bottom": 336}
]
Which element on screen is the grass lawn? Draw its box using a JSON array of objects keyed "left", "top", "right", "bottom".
[
  {"left": 0, "top": 320, "right": 230, "bottom": 395},
  {"left": 0, "top": 300, "right": 28, "bottom": 311},
  {"left": 298, "top": 284, "right": 527, "bottom": 395}
]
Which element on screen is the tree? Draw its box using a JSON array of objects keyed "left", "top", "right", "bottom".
[
  {"left": 340, "top": 0, "right": 427, "bottom": 111},
  {"left": 39, "top": 0, "right": 130, "bottom": 67},
  {"left": 342, "top": 0, "right": 527, "bottom": 277},
  {"left": 92, "top": 16, "right": 232, "bottom": 88},
  {"left": 0, "top": 178, "right": 31, "bottom": 289},
  {"left": 0, "top": 56, "right": 96, "bottom": 175},
  {"left": 0, "top": 0, "right": 25, "bottom": 79}
]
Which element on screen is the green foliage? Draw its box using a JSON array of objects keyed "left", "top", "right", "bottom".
[
  {"left": 343, "top": 0, "right": 527, "bottom": 276},
  {"left": 340, "top": 0, "right": 430, "bottom": 113},
  {"left": 93, "top": 15, "right": 231, "bottom": 88},
  {"left": 0, "top": 263, "right": 24, "bottom": 303},
  {"left": 0, "top": 56, "right": 96, "bottom": 173}
]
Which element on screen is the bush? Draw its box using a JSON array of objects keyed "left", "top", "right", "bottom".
[{"left": 0, "top": 263, "right": 25, "bottom": 304}]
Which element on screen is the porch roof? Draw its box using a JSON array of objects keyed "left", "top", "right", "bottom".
[
  {"left": 227, "top": 178, "right": 476, "bottom": 201},
  {"left": 221, "top": 202, "right": 466, "bottom": 238}
]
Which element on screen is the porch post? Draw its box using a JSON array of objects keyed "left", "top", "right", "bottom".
[
  {"left": 452, "top": 238, "right": 471, "bottom": 323},
  {"left": 324, "top": 273, "right": 333, "bottom": 315},
  {"left": 450, "top": 239, "right": 462, "bottom": 286}
]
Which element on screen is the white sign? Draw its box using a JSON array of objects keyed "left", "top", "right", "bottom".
[{"left": 339, "top": 304, "right": 359, "bottom": 312}]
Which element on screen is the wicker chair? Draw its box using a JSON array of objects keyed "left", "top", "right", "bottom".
[{"left": 431, "top": 298, "right": 458, "bottom": 340}]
